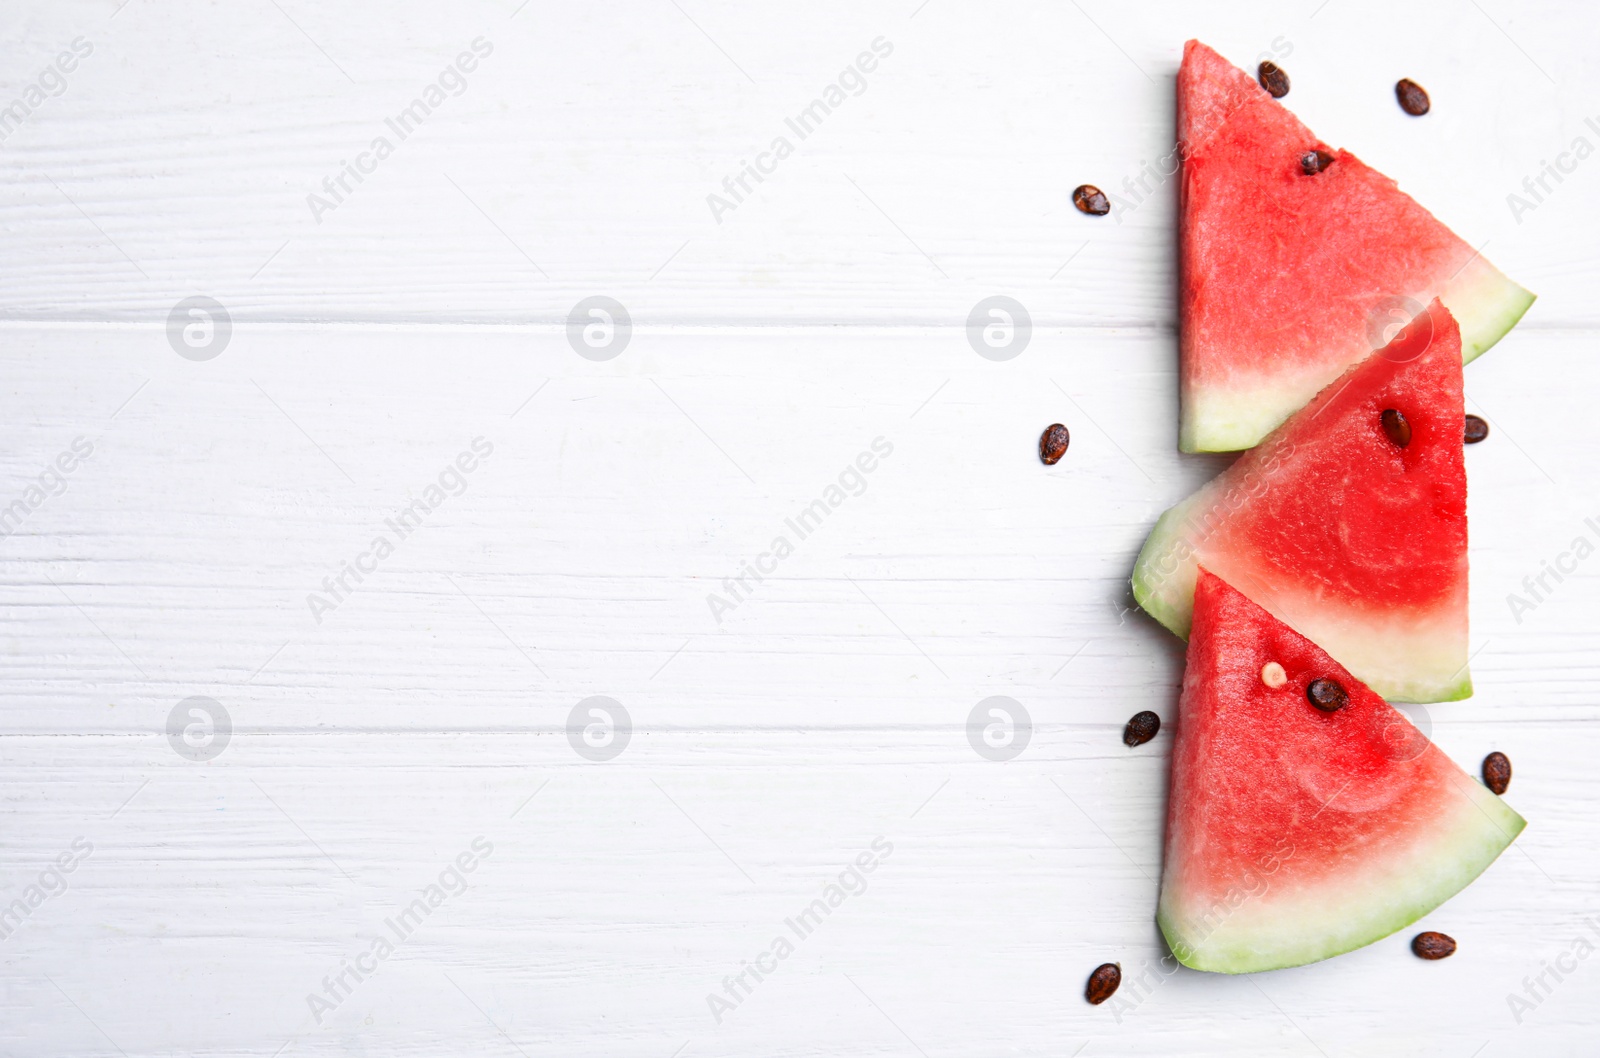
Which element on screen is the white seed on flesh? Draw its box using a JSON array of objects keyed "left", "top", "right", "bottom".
[{"left": 1261, "top": 662, "right": 1287, "bottom": 688}]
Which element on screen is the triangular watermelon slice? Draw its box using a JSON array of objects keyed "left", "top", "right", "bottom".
[
  {"left": 1159, "top": 570, "right": 1524, "bottom": 974},
  {"left": 1134, "top": 299, "right": 1468, "bottom": 703},
  {"left": 1179, "top": 39, "right": 1534, "bottom": 453}
]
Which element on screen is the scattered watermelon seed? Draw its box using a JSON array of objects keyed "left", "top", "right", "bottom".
[
  {"left": 1073, "top": 184, "right": 1111, "bottom": 216},
  {"left": 1482, "top": 751, "right": 1512, "bottom": 795},
  {"left": 1039, "top": 423, "right": 1071, "bottom": 465},
  {"left": 1085, "top": 962, "right": 1121, "bottom": 1004},
  {"left": 1306, "top": 677, "right": 1349, "bottom": 712},
  {"left": 1123, "top": 710, "right": 1160, "bottom": 747},
  {"left": 1300, "top": 149, "right": 1336, "bottom": 175},
  {"left": 1257, "top": 61, "right": 1290, "bottom": 98},
  {"left": 1395, "top": 79, "right": 1431, "bottom": 116},
  {"left": 1261, "top": 661, "right": 1287, "bottom": 688},
  {"left": 1411, "top": 931, "right": 1456, "bottom": 959},
  {"left": 1464, "top": 414, "right": 1490, "bottom": 444},
  {"left": 1381, "top": 408, "right": 1412, "bottom": 448}
]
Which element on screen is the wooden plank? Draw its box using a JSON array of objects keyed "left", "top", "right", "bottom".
[
  {"left": 0, "top": 724, "right": 1592, "bottom": 1055},
  {"left": 2, "top": 0, "right": 1596, "bottom": 1052},
  {"left": 0, "top": 325, "right": 1591, "bottom": 736},
  {"left": 0, "top": 0, "right": 1589, "bottom": 325}
]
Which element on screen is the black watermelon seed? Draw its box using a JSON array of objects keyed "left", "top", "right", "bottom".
[
  {"left": 1482, "top": 751, "right": 1512, "bottom": 795},
  {"left": 1396, "top": 79, "right": 1431, "bottom": 116},
  {"left": 1039, "top": 423, "right": 1071, "bottom": 465},
  {"left": 1086, "top": 963, "right": 1121, "bottom": 1004},
  {"left": 1381, "top": 408, "right": 1412, "bottom": 448},
  {"left": 1300, "top": 149, "right": 1336, "bottom": 175},
  {"left": 1306, "top": 677, "right": 1349, "bottom": 712},
  {"left": 1258, "top": 61, "right": 1290, "bottom": 98},
  {"left": 1123, "top": 711, "right": 1160, "bottom": 747},
  {"left": 1073, "top": 184, "right": 1111, "bottom": 216},
  {"left": 1412, "top": 931, "right": 1456, "bottom": 959}
]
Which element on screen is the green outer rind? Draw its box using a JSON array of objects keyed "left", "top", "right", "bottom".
[
  {"left": 1157, "top": 781, "right": 1524, "bottom": 974},
  {"left": 1446, "top": 255, "right": 1537, "bottom": 366},
  {"left": 1430, "top": 668, "right": 1473, "bottom": 704},
  {"left": 1179, "top": 259, "right": 1536, "bottom": 455},
  {"left": 1131, "top": 486, "right": 1472, "bottom": 704},
  {"left": 1131, "top": 503, "right": 1204, "bottom": 639}
]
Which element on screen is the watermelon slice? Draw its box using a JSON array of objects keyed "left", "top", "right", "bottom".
[
  {"left": 1159, "top": 570, "right": 1524, "bottom": 974},
  {"left": 1134, "top": 299, "right": 1468, "bottom": 703},
  {"left": 1178, "top": 39, "right": 1534, "bottom": 453}
]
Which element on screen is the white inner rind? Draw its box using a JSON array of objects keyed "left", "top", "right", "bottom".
[
  {"left": 1180, "top": 260, "right": 1535, "bottom": 454},
  {"left": 1133, "top": 494, "right": 1471, "bottom": 703},
  {"left": 1158, "top": 774, "right": 1524, "bottom": 973}
]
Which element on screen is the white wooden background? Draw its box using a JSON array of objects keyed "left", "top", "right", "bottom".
[{"left": 2, "top": 0, "right": 1598, "bottom": 1055}]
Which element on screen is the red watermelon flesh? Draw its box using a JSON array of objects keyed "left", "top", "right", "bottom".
[
  {"left": 1178, "top": 39, "right": 1534, "bottom": 453},
  {"left": 1134, "top": 299, "right": 1469, "bottom": 703},
  {"left": 1158, "top": 570, "right": 1523, "bottom": 974}
]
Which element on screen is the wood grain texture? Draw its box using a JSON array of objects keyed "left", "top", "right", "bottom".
[
  {"left": 0, "top": 0, "right": 1594, "bottom": 326},
  {"left": 2, "top": 0, "right": 1598, "bottom": 1054}
]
